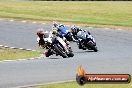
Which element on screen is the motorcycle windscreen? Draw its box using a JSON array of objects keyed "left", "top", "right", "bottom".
[{"left": 59, "top": 26, "right": 69, "bottom": 35}]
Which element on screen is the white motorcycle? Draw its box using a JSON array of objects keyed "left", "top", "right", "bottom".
[{"left": 45, "top": 36, "right": 74, "bottom": 58}]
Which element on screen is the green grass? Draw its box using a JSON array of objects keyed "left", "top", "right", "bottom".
[
  {"left": 0, "top": 47, "right": 40, "bottom": 61},
  {"left": 0, "top": 1, "right": 132, "bottom": 27},
  {"left": 38, "top": 81, "right": 132, "bottom": 88}
]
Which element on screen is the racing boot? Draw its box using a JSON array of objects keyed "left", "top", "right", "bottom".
[
  {"left": 78, "top": 44, "right": 86, "bottom": 50},
  {"left": 44, "top": 49, "right": 52, "bottom": 57},
  {"left": 65, "top": 41, "right": 73, "bottom": 52},
  {"left": 44, "top": 50, "right": 49, "bottom": 57},
  {"left": 78, "top": 42, "right": 86, "bottom": 50},
  {"left": 78, "top": 41, "right": 84, "bottom": 49}
]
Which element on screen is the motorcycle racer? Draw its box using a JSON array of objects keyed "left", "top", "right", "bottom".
[
  {"left": 52, "top": 21, "right": 76, "bottom": 41},
  {"left": 71, "top": 25, "right": 96, "bottom": 50},
  {"left": 36, "top": 28, "right": 45, "bottom": 48},
  {"left": 37, "top": 28, "right": 74, "bottom": 57},
  {"left": 37, "top": 29, "right": 55, "bottom": 57},
  {"left": 71, "top": 25, "right": 91, "bottom": 39},
  {"left": 51, "top": 29, "right": 71, "bottom": 48},
  {"left": 52, "top": 21, "right": 64, "bottom": 31},
  {"left": 52, "top": 21, "right": 68, "bottom": 34}
]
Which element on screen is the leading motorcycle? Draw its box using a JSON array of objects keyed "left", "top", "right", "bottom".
[{"left": 45, "top": 36, "right": 74, "bottom": 58}]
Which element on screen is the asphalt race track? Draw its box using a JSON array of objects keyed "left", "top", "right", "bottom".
[{"left": 0, "top": 20, "right": 132, "bottom": 88}]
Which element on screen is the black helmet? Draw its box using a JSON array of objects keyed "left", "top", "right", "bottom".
[{"left": 71, "top": 25, "right": 80, "bottom": 33}]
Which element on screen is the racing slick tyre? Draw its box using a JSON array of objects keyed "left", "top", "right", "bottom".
[
  {"left": 54, "top": 45, "right": 67, "bottom": 58},
  {"left": 88, "top": 42, "right": 98, "bottom": 52},
  {"left": 67, "top": 52, "right": 74, "bottom": 57},
  {"left": 94, "top": 46, "right": 98, "bottom": 52}
]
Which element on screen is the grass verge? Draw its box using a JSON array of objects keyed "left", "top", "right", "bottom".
[
  {"left": 38, "top": 81, "right": 132, "bottom": 88},
  {"left": 0, "top": 1, "right": 132, "bottom": 27},
  {"left": 0, "top": 47, "right": 40, "bottom": 61}
]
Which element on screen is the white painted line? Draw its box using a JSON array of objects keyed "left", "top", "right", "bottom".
[
  {"left": 14, "top": 80, "right": 75, "bottom": 88},
  {"left": 88, "top": 27, "right": 93, "bottom": 29},
  {"left": 0, "top": 56, "right": 44, "bottom": 63},
  {"left": 42, "top": 80, "right": 75, "bottom": 85},
  {"left": 32, "top": 21, "right": 37, "bottom": 24},
  {"left": 0, "top": 45, "right": 4, "bottom": 47},
  {"left": 17, "top": 59, "right": 27, "bottom": 61},
  {"left": 32, "top": 50, "right": 37, "bottom": 51},
  {"left": 42, "top": 23, "right": 46, "bottom": 25},
  {"left": 3, "top": 60, "right": 13, "bottom": 62},
  {"left": 26, "top": 49, "right": 32, "bottom": 51},
  {"left": 0, "top": 45, "right": 43, "bottom": 62},
  {"left": 117, "top": 28, "right": 123, "bottom": 31},
  {"left": 20, "top": 59, "right": 27, "bottom": 61},
  {"left": 104, "top": 28, "right": 110, "bottom": 30},
  {"left": 19, "top": 48, "right": 24, "bottom": 50},
  {"left": 29, "top": 58, "right": 38, "bottom": 60},
  {"left": 29, "top": 58, "right": 34, "bottom": 59},
  {"left": 21, "top": 20, "right": 27, "bottom": 23},
  {"left": 10, "top": 47, "right": 16, "bottom": 49},
  {"left": 10, "top": 20, "right": 14, "bottom": 22},
  {"left": 4, "top": 46, "right": 9, "bottom": 48}
]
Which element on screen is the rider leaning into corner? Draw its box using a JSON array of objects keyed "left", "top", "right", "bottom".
[
  {"left": 36, "top": 28, "right": 71, "bottom": 57},
  {"left": 52, "top": 21, "right": 63, "bottom": 31},
  {"left": 52, "top": 21, "right": 68, "bottom": 36},
  {"left": 70, "top": 25, "right": 96, "bottom": 50},
  {"left": 52, "top": 21, "right": 73, "bottom": 43},
  {"left": 37, "top": 29, "right": 55, "bottom": 57},
  {"left": 52, "top": 21, "right": 76, "bottom": 41}
]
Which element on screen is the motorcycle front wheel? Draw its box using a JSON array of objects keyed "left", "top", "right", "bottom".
[
  {"left": 87, "top": 41, "right": 98, "bottom": 52},
  {"left": 53, "top": 45, "right": 67, "bottom": 58}
]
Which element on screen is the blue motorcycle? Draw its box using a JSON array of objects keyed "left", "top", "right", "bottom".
[{"left": 58, "top": 25, "right": 74, "bottom": 41}]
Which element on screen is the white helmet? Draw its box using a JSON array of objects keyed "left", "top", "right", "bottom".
[{"left": 53, "top": 21, "right": 59, "bottom": 27}]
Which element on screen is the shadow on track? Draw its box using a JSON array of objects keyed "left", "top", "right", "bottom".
[
  {"left": 48, "top": 57, "right": 61, "bottom": 59},
  {"left": 74, "top": 50, "right": 95, "bottom": 54},
  {"left": 47, "top": 56, "right": 73, "bottom": 59},
  {"left": 85, "top": 50, "right": 96, "bottom": 52}
]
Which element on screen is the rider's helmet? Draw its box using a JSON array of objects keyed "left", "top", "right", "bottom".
[
  {"left": 51, "top": 29, "right": 58, "bottom": 35},
  {"left": 43, "top": 31, "right": 50, "bottom": 38},
  {"left": 37, "top": 28, "right": 45, "bottom": 38},
  {"left": 53, "top": 21, "right": 59, "bottom": 27},
  {"left": 71, "top": 25, "right": 80, "bottom": 34}
]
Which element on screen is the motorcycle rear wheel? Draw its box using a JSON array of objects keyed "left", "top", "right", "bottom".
[
  {"left": 87, "top": 42, "right": 98, "bottom": 52},
  {"left": 67, "top": 52, "right": 74, "bottom": 57}
]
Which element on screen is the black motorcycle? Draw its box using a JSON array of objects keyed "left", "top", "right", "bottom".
[{"left": 78, "top": 38, "right": 98, "bottom": 52}]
